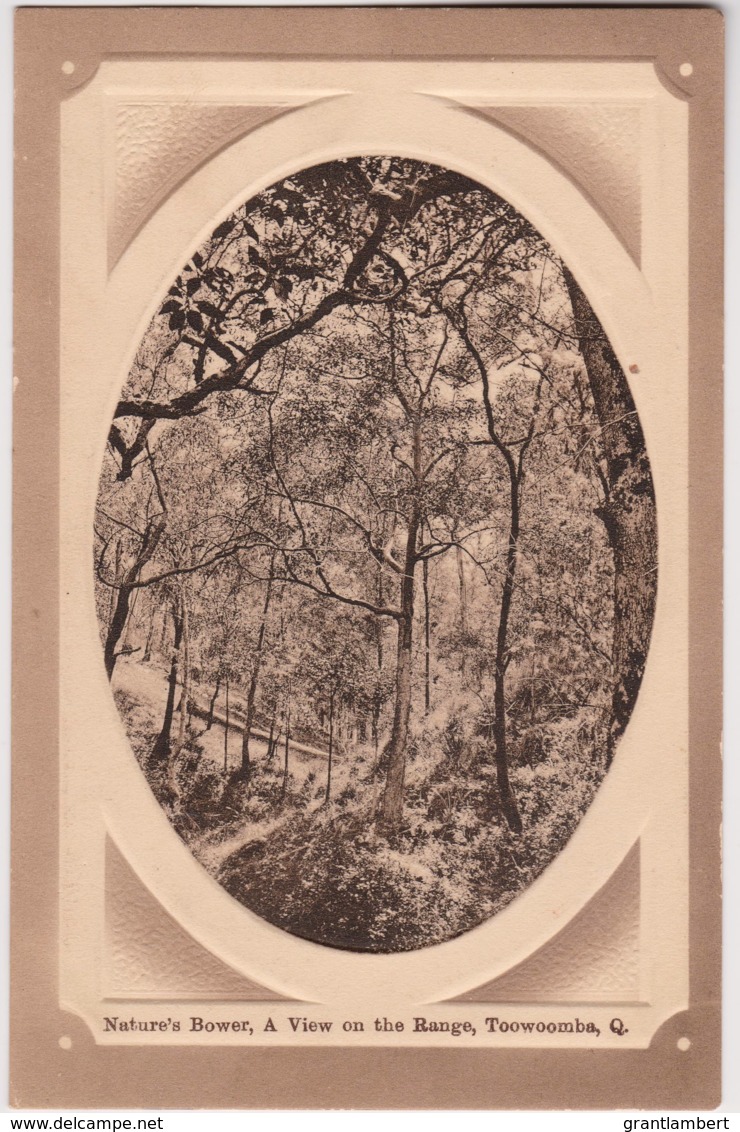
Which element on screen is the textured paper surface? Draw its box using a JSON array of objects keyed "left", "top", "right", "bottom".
[{"left": 13, "top": 7, "right": 723, "bottom": 1109}]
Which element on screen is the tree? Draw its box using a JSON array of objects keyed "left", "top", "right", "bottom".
[
  {"left": 440, "top": 313, "right": 547, "bottom": 832},
  {"left": 98, "top": 154, "right": 655, "bottom": 869},
  {"left": 561, "top": 267, "right": 657, "bottom": 763},
  {"left": 97, "top": 449, "right": 167, "bottom": 678},
  {"left": 234, "top": 553, "right": 276, "bottom": 781},
  {"left": 301, "top": 611, "right": 375, "bottom": 803},
  {"left": 242, "top": 305, "right": 495, "bottom": 835},
  {"left": 150, "top": 583, "right": 184, "bottom": 765},
  {"left": 106, "top": 160, "right": 486, "bottom": 478}
]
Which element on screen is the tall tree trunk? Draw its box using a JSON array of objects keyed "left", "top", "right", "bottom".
[
  {"left": 450, "top": 313, "right": 525, "bottom": 832},
  {"left": 107, "top": 539, "right": 121, "bottom": 629},
  {"left": 562, "top": 266, "right": 658, "bottom": 765},
  {"left": 206, "top": 674, "right": 221, "bottom": 731},
  {"left": 325, "top": 690, "right": 334, "bottom": 803},
  {"left": 530, "top": 646, "right": 537, "bottom": 727},
  {"left": 376, "top": 567, "right": 385, "bottom": 671},
  {"left": 281, "top": 697, "right": 291, "bottom": 799},
  {"left": 379, "top": 509, "right": 419, "bottom": 834},
  {"left": 158, "top": 609, "right": 168, "bottom": 653},
  {"left": 223, "top": 674, "right": 230, "bottom": 773},
  {"left": 167, "top": 595, "right": 191, "bottom": 799},
  {"left": 492, "top": 469, "right": 524, "bottom": 833},
  {"left": 171, "top": 596, "right": 191, "bottom": 760},
  {"left": 142, "top": 604, "right": 156, "bottom": 663},
  {"left": 266, "top": 716, "right": 276, "bottom": 761},
  {"left": 373, "top": 566, "right": 384, "bottom": 761},
  {"left": 151, "top": 598, "right": 183, "bottom": 763},
  {"left": 121, "top": 584, "right": 140, "bottom": 653},
  {"left": 105, "top": 583, "right": 133, "bottom": 680},
  {"left": 378, "top": 393, "right": 427, "bottom": 835},
  {"left": 456, "top": 544, "right": 468, "bottom": 681},
  {"left": 104, "top": 514, "right": 165, "bottom": 679},
  {"left": 423, "top": 555, "right": 431, "bottom": 712},
  {"left": 237, "top": 558, "right": 275, "bottom": 780}
]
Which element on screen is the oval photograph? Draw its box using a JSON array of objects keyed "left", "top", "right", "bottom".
[{"left": 95, "top": 157, "right": 656, "bottom": 953}]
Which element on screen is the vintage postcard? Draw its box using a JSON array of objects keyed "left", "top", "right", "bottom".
[{"left": 12, "top": 7, "right": 723, "bottom": 1109}]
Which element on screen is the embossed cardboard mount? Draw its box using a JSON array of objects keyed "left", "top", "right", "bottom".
[{"left": 13, "top": 8, "right": 723, "bottom": 1110}]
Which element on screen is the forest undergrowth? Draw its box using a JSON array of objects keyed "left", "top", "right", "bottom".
[
  {"left": 97, "top": 156, "right": 655, "bottom": 955},
  {"left": 114, "top": 659, "right": 606, "bottom": 953}
]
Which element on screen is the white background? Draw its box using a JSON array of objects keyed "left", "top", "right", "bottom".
[{"left": 1, "top": 0, "right": 737, "bottom": 1125}]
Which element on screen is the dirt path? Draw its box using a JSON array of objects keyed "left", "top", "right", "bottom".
[
  {"left": 193, "top": 811, "right": 290, "bottom": 874},
  {"left": 193, "top": 697, "right": 330, "bottom": 761}
]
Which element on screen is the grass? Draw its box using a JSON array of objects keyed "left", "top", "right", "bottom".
[{"left": 113, "top": 656, "right": 608, "bottom": 953}]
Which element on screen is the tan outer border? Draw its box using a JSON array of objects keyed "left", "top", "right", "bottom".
[{"left": 12, "top": 7, "right": 723, "bottom": 1110}]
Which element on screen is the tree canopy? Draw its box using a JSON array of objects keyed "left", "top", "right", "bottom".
[{"left": 95, "top": 156, "right": 656, "bottom": 952}]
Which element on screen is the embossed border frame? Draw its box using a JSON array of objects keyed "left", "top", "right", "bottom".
[{"left": 12, "top": 7, "right": 723, "bottom": 1110}]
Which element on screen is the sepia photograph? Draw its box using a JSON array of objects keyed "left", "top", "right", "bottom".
[
  {"left": 11, "top": 6, "right": 724, "bottom": 1112},
  {"left": 96, "top": 156, "right": 656, "bottom": 954}
]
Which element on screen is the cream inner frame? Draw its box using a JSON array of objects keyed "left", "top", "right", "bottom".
[{"left": 59, "top": 58, "right": 688, "bottom": 1047}]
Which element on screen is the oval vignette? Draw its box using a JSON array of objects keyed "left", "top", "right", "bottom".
[{"left": 94, "top": 157, "right": 657, "bottom": 953}]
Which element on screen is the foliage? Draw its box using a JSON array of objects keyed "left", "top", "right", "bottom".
[{"left": 94, "top": 156, "right": 654, "bottom": 953}]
